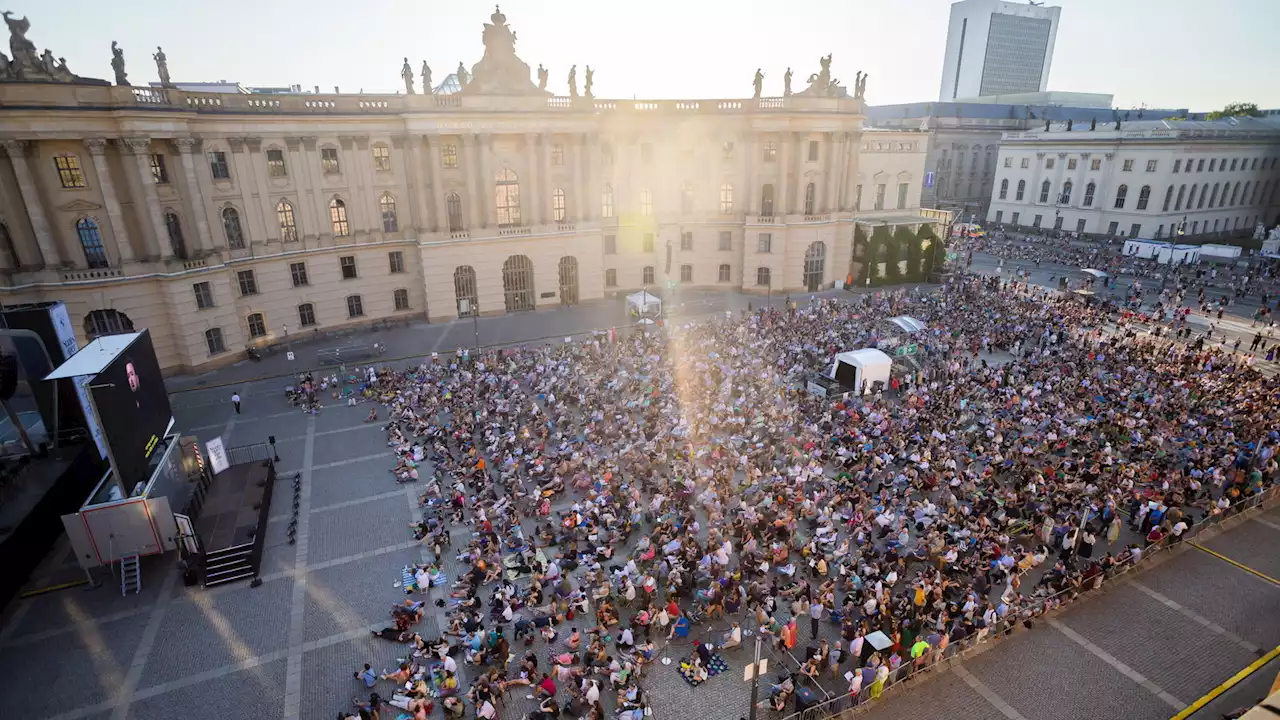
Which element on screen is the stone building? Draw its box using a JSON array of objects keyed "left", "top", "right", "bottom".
[{"left": 0, "top": 9, "right": 940, "bottom": 372}]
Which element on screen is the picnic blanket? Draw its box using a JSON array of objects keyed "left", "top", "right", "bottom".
[{"left": 678, "top": 654, "right": 729, "bottom": 686}]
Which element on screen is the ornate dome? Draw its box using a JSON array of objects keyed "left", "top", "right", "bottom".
[{"left": 490, "top": 5, "right": 506, "bottom": 26}]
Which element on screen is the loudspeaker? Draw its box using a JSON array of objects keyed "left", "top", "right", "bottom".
[{"left": 0, "top": 353, "right": 17, "bottom": 402}]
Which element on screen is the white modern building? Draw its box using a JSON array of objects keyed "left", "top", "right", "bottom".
[
  {"left": 985, "top": 117, "right": 1280, "bottom": 240},
  {"left": 939, "top": 0, "right": 1061, "bottom": 102}
]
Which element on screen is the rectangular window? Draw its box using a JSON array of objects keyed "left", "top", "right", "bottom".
[
  {"left": 54, "top": 155, "right": 87, "bottom": 188},
  {"left": 994, "top": 210, "right": 1003, "bottom": 223},
  {"left": 192, "top": 281, "right": 214, "bottom": 309},
  {"left": 388, "top": 251, "right": 405, "bottom": 273},
  {"left": 642, "top": 266, "right": 655, "bottom": 284},
  {"left": 718, "top": 231, "right": 732, "bottom": 251},
  {"left": 1090, "top": 159, "right": 1101, "bottom": 171},
  {"left": 205, "top": 327, "right": 226, "bottom": 356},
  {"left": 1197, "top": 159, "right": 1205, "bottom": 172},
  {"left": 604, "top": 234, "right": 617, "bottom": 255},
  {"left": 763, "top": 142, "right": 777, "bottom": 162},
  {"left": 442, "top": 144, "right": 458, "bottom": 169},
  {"left": 1032, "top": 214, "right": 1042, "bottom": 228},
  {"left": 208, "top": 151, "right": 230, "bottom": 180},
  {"left": 1076, "top": 218, "right": 1086, "bottom": 233},
  {"left": 339, "top": 255, "right": 357, "bottom": 279},
  {"left": 237, "top": 269, "right": 258, "bottom": 296},
  {"left": 642, "top": 233, "right": 654, "bottom": 253},
  {"left": 1173, "top": 159, "right": 1181, "bottom": 173},
  {"left": 1155, "top": 224, "right": 1164, "bottom": 239},
  {"left": 1003, "top": 157, "right": 1012, "bottom": 168},
  {"left": 680, "top": 264, "right": 693, "bottom": 282},
  {"left": 807, "top": 140, "right": 819, "bottom": 162},
  {"left": 298, "top": 303, "right": 316, "bottom": 327},
  {"left": 605, "top": 269, "right": 617, "bottom": 287},
  {"left": 1045, "top": 158, "right": 1055, "bottom": 170},
  {"left": 150, "top": 154, "right": 169, "bottom": 184},
  {"left": 896, "top": 183, "right": 909, "bottom": 209},
  {"left": 320, "top": 148, "right": 340, "bottom": 173},
  {"left": 551, "top": 144, "right": 564, "bottom": 166},
  {"left": 266, "top": 149, "right": 287, "bottom": 177},
  {"left": 394, "top": 288, "right": 410, "bottom": 310},
  {"left": 1208, "top": 159, "right": 1216, "bottom": 172},
  {"left": 1010, "top": 212, "right": 1020, "bottom": 225},
  {"left": 680, "top": 232, "right": 693, "bottom": 251},
  {"left": 1122, "top": 159, "right": 1134, "bottom": 171},
  {"left": 1230, "top": 159, "right": 1238, "bottom": 171},
  {"left": 1127, "top": 223, "right": 1140, "bottom": 238},
  {"left": 1107, "top": 221, "right": 1119, "bottom": 236},
  {"left": 874, "top": 184, "right": 886, "bottom": 210},
  {"left": 1146, "top": 160, "right": 1158, "bottom": 172},
  {"left": 290, "top": 261, "right": 309, "bottom": 287},
  {"left": 346, "top": 295, "right": 364, "bottom": 318},
  {"left": 247, "top": 312, "right": 266, "bottom": 338},
  {"left": 1054, "top": 216, "right": 1063, "bottom": 231},
  {"left": 1067, "top": 158, "right": 1077, "bottom": 170},
  {"left": 1020, "top": 158, "right": 1030, "bottom": 169},
  {"left": 372, "top": 145, "right": 391, "bottom": 171},
  {"left": 757, "top": 233, "right": 772, "bottom": 253}
]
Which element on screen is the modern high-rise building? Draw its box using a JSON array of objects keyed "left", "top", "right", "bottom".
[{"left": 938, "top": 0, "right": 1061, "bottom": 102}]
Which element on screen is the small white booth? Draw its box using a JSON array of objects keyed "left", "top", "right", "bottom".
[
  {"left": 886, "top": 316, "right": 927, "bottom": 334},
  {"left": 1122, "top": 240, "right": 1200, "bottom": 265},
  {"left": 829, "top": 348, "right": 892, "bottom": 395},
  {"left": 1198, "top": 244, "right": 1242, "bottom": 261},
  {"left": 626, "top": 290, "right": 662, "bottom": 319}
]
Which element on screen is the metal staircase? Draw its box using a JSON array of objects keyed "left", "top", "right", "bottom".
[{"left": 120, "top": 554, "right": 141, "bottom": 596}]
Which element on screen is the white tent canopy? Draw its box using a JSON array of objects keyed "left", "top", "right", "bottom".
[
  {"left": 1081, "top": 268, "right": 1110, "bottom": 279},
  {"left": 829, "top": 348, "right": 892, "bottom": 395},
  {"left": 886, "top": 316, "right": 927, "bottom": 333},
  {"left": 626, "top": 291, "right": 662, "bottom": 317},
  {"left": 45, "top": 332, "right": 141, "bottom": 380}
]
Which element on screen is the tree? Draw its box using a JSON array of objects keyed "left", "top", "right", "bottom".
[
  {"left": 1206, "top": 102, "right": 1262, "bottom": 120},
  {"left": 854, "top": 225, "right": 873, "bottom": 285},
  {"left": 877, "top": 225, "right": 899, "bottom": 282},
  {"left": 920, "top": 223, "right": 944, "bottom": 278},
  {"left": 898, "top": 226, "right": 922, "bottom": 280}
]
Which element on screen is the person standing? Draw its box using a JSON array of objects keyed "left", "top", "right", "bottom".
[
  {"left": 231, "top": 391, "right": 241, "bottom": 414},
  {"left": 809, "top": 596, "right": 824, "bottom": 640}
]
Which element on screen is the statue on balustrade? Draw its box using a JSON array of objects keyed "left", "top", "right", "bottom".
[
  {"left": 798, "top": 54, "right": 844, "bottom": 98},
  {"left": 111, "top": 41, "right": 128, "bottom": 85},
  {"left": 401, "top": 57, "right": 415, "bottom": 94},
  {"left": 457, "top": 61, "right": 469, "bottom": 88},
  {"left": 855, "top": 71, "right": 868, "bottom": 99},
  {"left": 153, "top": 46, "right": 173, "bottom": 88},
  {"left": 752, "top": 68, "right": 763, "bottom": 99},
  {"left": 0, "top": 11, "right": 100, "bottom": 83},
  {"left": 783, "top": 67, "right": 792, "bottom": 97},
  {"left": 584, "top": 65, "right": 593, "bottom": 98},
  {"left": 537, "top": 63, "right": 548, "bottom": 91},
  {"left": 462, "top": 6, "right": 547, "bottom": 95},
  {"left": 421, "top": 61, "right": 432, "bottom": 93},
  {"left": 568, "top": 64, "right": 577, "bottom": 98}
]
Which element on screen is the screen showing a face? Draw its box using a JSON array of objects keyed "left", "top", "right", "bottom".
[{"left": 89, "top": 331, "right": 173, "bottom": 487}]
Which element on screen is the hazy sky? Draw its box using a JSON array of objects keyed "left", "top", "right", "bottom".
[{"left": 22, "top": 0, "right": 1279, "bottom": 111}]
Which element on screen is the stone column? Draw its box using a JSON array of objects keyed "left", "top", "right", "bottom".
[
  {"left": 424, "top": 136, "right": 449, "bottom": 232},
  {"left": 1072, "top": 153, "right": 1090, "bottom": 209},
  {"left": 822, "top": 133, "right": 838, "bottom": 213},
  {"left": 123, "top": 137, "right": 170, "bottom": 258},
  {"left": 338, "top": 136, "right": 368, "bottom": 236},
  {"left": 523, "top": 133, "right": 540, "bottom": 227},
  {"left": 778, "top": 133, "right": 794, "bottom": 217},
  {"left": 84, "top": 138, "right": 134, "bottom": 263},
  {"left": 2, "top": 140, "right": 61, "bottom": 267},
  {"left": 741, "top": 131, "right": 755, "bottom": 216},
  {"left": 173, "top": 138, "right": 214, "bottom": 253},
  {"left": 463, "top": 135, "right": 482, "bottom": 229},
  {"left": 1030, "top": 152, "right": 1046, "bottom": 207},
  {"left": 538, "top": 134, "right": 553, "bottom": 224},
  {"left": 584, "top": 133, "right": 599, "bottom": 222},
  {"left": 354, "top": 135, "right": 376, "bottom": 235},
  {"left": 480, "top": 134, "right": 496, "bottom": 228},
  {"left": 393, "top": 135, "right": 420, "bottom": 234},
  {"left": 301, "top": 137, "right": 325, "bottom": 239},
  {"left": 286, "top": 137, "right": 314, "bottom": 241},
  {"left": 572, "top": 135, "right": 587, "bottom": 225},
  {"left": 227, "top": 137, "right": 267, "bottom": 244},
  {"left": 244, "top": 137, "right": 277, "bottom": 243}
]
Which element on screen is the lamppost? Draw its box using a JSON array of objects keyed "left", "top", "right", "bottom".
[
  {"left": 1053, "top": 191, "right": 1069, "bottom": 238},
  {"left": 746, "top": 633, "right": 765, "bottom": 720},
  {"left": 460, "top": 299, "right": 479, "bottom": 354}
]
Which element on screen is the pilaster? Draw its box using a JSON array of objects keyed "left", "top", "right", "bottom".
[
  {"left": 2, "top": 140, "right": 60, "bottom": 267},
  {"left": 84, "top": 138, "right": 134, "bottom": 263},
  {"left": 122, "top": 137, "right": 169, "bottom": 259},
  {"left": 173, "top": 137, "right": 214, "bottom": 253}
]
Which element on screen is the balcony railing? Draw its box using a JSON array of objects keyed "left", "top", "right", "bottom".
[
  {"left": 498, "top": 226, "right": 532, "bottom": 237},
  {"left": 449, "top": 230, "right": 470, "bottom": 240},
  {"left": 803, "top": 213, "right": 832, "bottom": 223},
  {"left": 61, "top": 267, "right": 124, "bottom": 281}
]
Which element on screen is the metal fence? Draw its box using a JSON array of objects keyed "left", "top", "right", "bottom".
[
  {"left": 775, "top": 484, "right": 1279, "bottom": 720},
  {"left": 225, "top": 441, "right": 274, "bottom": 467}
]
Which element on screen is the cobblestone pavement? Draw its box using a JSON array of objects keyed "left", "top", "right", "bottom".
[{"left": 0, "top": 289, "right": 1276, "bottom": 720}]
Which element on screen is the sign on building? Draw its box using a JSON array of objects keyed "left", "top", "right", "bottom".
[{"left": 206, "top": 436, "right": 230, "bottom": 475}]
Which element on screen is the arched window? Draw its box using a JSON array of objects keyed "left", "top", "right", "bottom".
[
  {"left": 329, "top": 198, "right": 349, "bottom": 236},
  {"left": 297, "top": 302, "right": 316, "bottom": 327},
  {"left": 1208, "top": 183, "right": 1220, "bottom": 208},
  {"left": 718, "top": 264, "right": 730, "bottom": 282},
  {"left": 1113, "top": 185, "right": 1128, "bottom": 209},
  {"left": 83, "top": 309, "right": 134, "bottom": 339},
  {"left": 1175, "top": 185, "right": 1186, "bottom": 211},
  {"left": 998, "top": 179, "right": 1008, "bottom": 200},
  {"left": 0, "top": 222, "right": 19, "bottom": 269},
  {"left": 601, "top": 183, "right": 615, "bottom": 218},
  {"left": 1136, "top": 185, "right": 1151, "bottom": 211},
  {"left": 639, "top": 188, "right": 653, "bottom": 216},
  {"left": 446, "top": 193, "right": 463, "bottom": 232},
  {"left": 558, "top": 256, "right": 579, "bottom": 305},
  {"left": 642, "top": 266, "right": 655, "bottom": 285},
  {"left": 277, "top": 200, "right": 297, "bottom": 242},
  {"left": 494, "top": 168, "right": 522, "bottom": 227},
  {"left": 164, "top": 211, "right": 188, "bottom": 259},
  {"left": 1230, "top": 182, "right": 1240, "bottom": 206},
  {"left": 1015, "top": 180, "right": 1026, "bottom": 202},
  {"left": 680, "top": 264, "right": 693, "bottom": 283},
  {"left": 803, "top": 182, "right": 817, "bottom": 215},
  {"left": 1187, "top": 185, "right": 1197, "bottom": 209},
  {"left": 756, "top": 266, "right": 771, "bottom": 287},
  {"left": 1162, "top": 186, "right": 1174, "bottom": 212},
  {"left": 552, "top": 188, "right": 567, "bottom": 223},
  {"left": 379, "top": 193, "right": 398, "bottom": 232},
  {"left": 454, "top": 265, "right": 478, "bottom": 317},
  {"left": 222, "top": 207, "right": 245, "bottom": 249},
  {"left": 1039, "top": 180, "right": 1051, "bottom": 204},
  {"left": 205, "top": 328, "right": 226, "bottom": 356},
  {"left": 502, "top": 255, "right": 535, "bottom": 312},
  {"left": 1082, "top": 182, "right": 1095, "bottom": 207},
  {"left": 1198, "top": 182, "right": 1209, "bottom": 209},
  {"left": 760, "top": 184, "right": 775, "bottom": 216},
  {"left": 74, "top": 219, "right": 106, "bottom": 266},
  {"left": 803, "top": 241, "right": 826, "bottom": 291},
  {"left": 680, "top": 183, "right": 694, "bottom": 215},
  {"left": 1242, "top": 182, "right": 1252, "bottom": 205},
  {"left": 1061, "top": 181, "right": 1073, "bottom": 205},
  {"left": 719, "top": 184, "right": 734, "bottom": 215}
]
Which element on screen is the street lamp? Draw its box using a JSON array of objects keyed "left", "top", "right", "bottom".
[{"left": 459, "top": 299, "right": 480, "bottom": 353}]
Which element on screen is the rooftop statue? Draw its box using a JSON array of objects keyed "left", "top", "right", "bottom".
[
  {"left": 797, "top": 54, "right": 846, "bottom": 98},
  {"left": 153, "top": 46, "right": 173, "bottom": 88},
  {"left": 401, "top": 57, "right": 415, "bottom": 94},
  {"left": 111, "top": 40, "right": 128, "bottom": 86},
  {"left": 421, "top": 61, "right": 432, "bottom": 94},
  {"left": 462, "top": 6, "right": 547, "bottom": 96},
  {"left": 1, "top": 11, "right": 102, "bottom": 84}
]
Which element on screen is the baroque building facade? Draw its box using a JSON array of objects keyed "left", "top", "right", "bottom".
[{"left": 0, "top": 9, "right": 940, "bottom": 372}]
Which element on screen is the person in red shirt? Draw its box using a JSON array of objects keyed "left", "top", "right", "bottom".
[
  {"left": 666, "top": 599, "right": 681, "bottom": 619},
  {"left": 536, "top": 674, "right": 557, "bottom": 699}
]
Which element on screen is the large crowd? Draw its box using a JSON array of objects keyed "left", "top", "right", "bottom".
[{"left": 335, "top": 269, "right": 1278, "bottom": 720}]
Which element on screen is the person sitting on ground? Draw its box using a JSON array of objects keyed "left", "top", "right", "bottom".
[{"left": 721, "top": 622, "right": 742, "bottom": 650}]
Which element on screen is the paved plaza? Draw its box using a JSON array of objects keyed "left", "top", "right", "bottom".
[{"left": 0, "top": 283, "right": 1277, "bottom": 720}]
